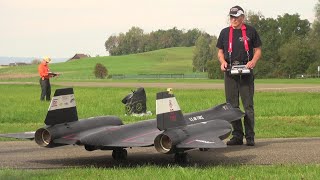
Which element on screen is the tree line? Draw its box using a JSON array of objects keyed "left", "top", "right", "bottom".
[
  {"left": 105, "top": 27, "right": 212, "bottom": 56},
  {"left": 245, "top": 7, "right": 320, "bottom": 78},
  {"left": 105, "top": 1, "right": 320, "bottom": 78},
  {"left": 194, "top": 0, "right": 320, "bottom": 79}
]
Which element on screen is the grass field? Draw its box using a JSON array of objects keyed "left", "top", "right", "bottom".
[
  {"left": 1, "top": 165, "right": 319, "bottom": 180},
  {"left": 0, "top": 84, "right": 319, "bottom": 138}
]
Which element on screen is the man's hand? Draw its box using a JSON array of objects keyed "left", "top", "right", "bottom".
[
  {"left": 218, "top": 49, "right": 228, "bottom": 72},
  {"left": 246, "top": 61, "right": 256, "bottom": 69},
  {"left": 246, "top": 47, "right": 261, "bottom": 69},
  {"left": 220, "top": 61, "right": 228, "bottom": 71},
  {"left": 48, "top": 72, "right": 60, "bottom": 77}
]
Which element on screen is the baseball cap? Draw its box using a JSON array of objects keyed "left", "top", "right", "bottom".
[{"left": 229, "top": 6, "right": 244, "bottom": 17}]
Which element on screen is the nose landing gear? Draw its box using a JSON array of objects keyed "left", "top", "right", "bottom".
[
  {"left": 112, "top": 148, "right": 128, "bottom": 160},
  {"left": 174, "top": 152, "right": 190, "bottom": 164}
]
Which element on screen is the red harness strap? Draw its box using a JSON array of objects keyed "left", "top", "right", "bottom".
[{"left": 228, "top": 24, "right": 249, "bottom": 62}]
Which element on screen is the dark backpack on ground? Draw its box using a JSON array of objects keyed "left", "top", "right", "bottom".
[{"left": 121, "top": 87, "right": 147, "bottom": 115}]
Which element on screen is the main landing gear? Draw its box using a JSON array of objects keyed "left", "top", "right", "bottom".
[
  {"left": 111, "top": 148, "right": 191, "bottom": 164},
  {"left": 199, "top": 148, "right": 209, "bottom": 152},
  {"left": 174, "top": 152, "right": 190, "bottom": 164},
  {"left": 112, "top": 148, "right": 127, "bottom": 160}
]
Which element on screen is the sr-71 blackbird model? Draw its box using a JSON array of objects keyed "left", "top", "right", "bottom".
[{"left": 0, "top": 88, "right": 244, "bottom": 163}]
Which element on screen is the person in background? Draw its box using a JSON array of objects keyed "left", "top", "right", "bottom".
[
  {"left": 38, "top": 56, "right": 58, "bottom": 101},
  {"left": 216, "top": 6, "right": 262, "bottom": 146}
]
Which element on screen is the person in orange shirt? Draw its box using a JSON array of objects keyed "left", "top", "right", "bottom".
[{"left": 38, "top": 57, "right": 58, "bottom": 101}]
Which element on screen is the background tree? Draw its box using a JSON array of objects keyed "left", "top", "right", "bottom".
[
  {"left": 309, "top": 0, "right": 320, "bottom": 74},
  {"left": 245, "top": 11, "right": 312, "bottom": 78},
  {"left": 209, "top": 36, "right": 218, "bottom": 62},
  {"left": 278, "top": 36, "right": 316, "bottom": 77},
  {"left": 193, "top": 35, "right": 212, "bottom": 72},
  {"left": 105, "top": 27, "right": 205, "bottom": 56},
  {"left": 311, "top": 0, "right": 320, "bottom": 38},
  {"left": 206, "top": 60, "right": 223, "bottom": 79},
  {"left": 246, "top": 13, "right": 280, "bottom": 78},
  {"left": 181, "top": 28, "right": 202, "bottom": 47},
  {"left": 144, "top": 32, "right": 158, "bottom": 52},
  {"left": 253, "top": 60, "right": 275, "bottom": 78},
  {"left": 164, "top": 27, "right": 183, "bottom": 48},
  {"left": 94, "top": 63, "right": 108, "bottom": 79},
  {"left": 124, "top": 27, "right": 145, "bottom": 54},
  {"left": 277, "top": 13, "right": 310, "bottom": 44},
  {"left": 105, "top": 33, "right": 126, "bottom": 56},
  {"left": 206, "top": 36, "right": 223, "bottom": 79},
  {"left": 306, "top": 60, "right": 320, "bottom": 76},
  {"left": 105, "top": 35, "right": 118, "bottom": 55}
]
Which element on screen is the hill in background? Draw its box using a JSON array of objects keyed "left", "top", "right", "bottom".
[{"left": 0, "top": 47, "right": 201, "bottom": 80}]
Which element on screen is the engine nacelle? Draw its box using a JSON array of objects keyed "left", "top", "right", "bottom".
[
  {"left": 154, "top": 129, "right": 187, "bottom": 154},
  {"left": 34, "top": 128, "right": 58, "bottom": 147}
]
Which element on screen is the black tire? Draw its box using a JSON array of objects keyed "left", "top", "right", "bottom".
[
  {"left": 120, "top": 148, "right": 128, "bottom": 160},
  {"left": 112, "top": 148, "right": 127, "bottom": 160},
  {"left": 174, "top": 152, "right": 190, "bottom": 164},
  {"left": 199, "top": 148, "right": 209, "bottom": 152},
  {"left": 84, "top": 145, "right": 96, "bottom": 151}
]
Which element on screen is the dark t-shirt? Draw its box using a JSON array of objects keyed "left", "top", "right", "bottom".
[{"left": 216, "top": 24, "right": 262, "bottom": 64}]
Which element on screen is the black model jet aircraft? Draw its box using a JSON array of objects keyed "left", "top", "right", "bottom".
[{"left": 0, "top": 88, "right": 244, "bottom": 163}]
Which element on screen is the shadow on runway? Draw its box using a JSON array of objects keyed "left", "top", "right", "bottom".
[{"left": 28, "top": 148, "right": 256, "bottom": 169}]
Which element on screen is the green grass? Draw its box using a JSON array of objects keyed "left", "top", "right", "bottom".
[
  {"left": 257, "top": 116, "right": 320, "bottom": 138},
  {"left": 0, "top": 165, "right": 319, "bottom": 180},
  {"left": 255, "top": 78, "right": 320, "bottom": 84},
  {"left": 0, "top": 84, "right": 320, "bottom": 138}
]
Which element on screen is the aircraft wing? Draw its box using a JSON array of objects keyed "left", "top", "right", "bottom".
[
  {"left": 79, "top": 120, "right": 162, "bottom": 147},
  {"left": 104, "top": 129, "right": 161, "bottom": 147},
  {"left": 52, "top": 126, "right": 112, "bottom": 145},
  {"left": 176, "top": 131, "right": 228, "bottom": 149},
  {"left": 0, "top": 132, "right": 35, "bottom": 140}
]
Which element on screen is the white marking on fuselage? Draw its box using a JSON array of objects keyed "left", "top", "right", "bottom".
[
  {"left": 195, "top": 140, "right": 215, "bottom": 144},
  {"left": 188, "top": 115, "right": 204, "bottom": 122}
]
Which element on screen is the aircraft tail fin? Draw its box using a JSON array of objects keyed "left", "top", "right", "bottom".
[
  {"left": 45, "top": 88, "right": 78, "bottom": 125},
  {"left": 156, "top": 88, "right": 186, "bottom": 130}
]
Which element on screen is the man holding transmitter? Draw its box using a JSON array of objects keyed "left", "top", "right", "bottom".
[
  {"left": 38, "top": 56, "right": 59, "bottom": 101},
  {"left": 216, "top": 6, "right": 262, "bottom": 146}
]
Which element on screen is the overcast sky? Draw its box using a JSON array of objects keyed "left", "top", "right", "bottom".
[{"left": 0, "top": 0, "right": 318, "bottom": 59}]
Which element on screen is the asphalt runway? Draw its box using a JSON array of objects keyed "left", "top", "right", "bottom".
[{"left": 1, "top": 138, "right": 320, "bottom": 169}]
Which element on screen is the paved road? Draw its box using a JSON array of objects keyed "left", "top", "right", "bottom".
[{"left": 1, "top": 138, "right": 319, "bottom": 169}]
